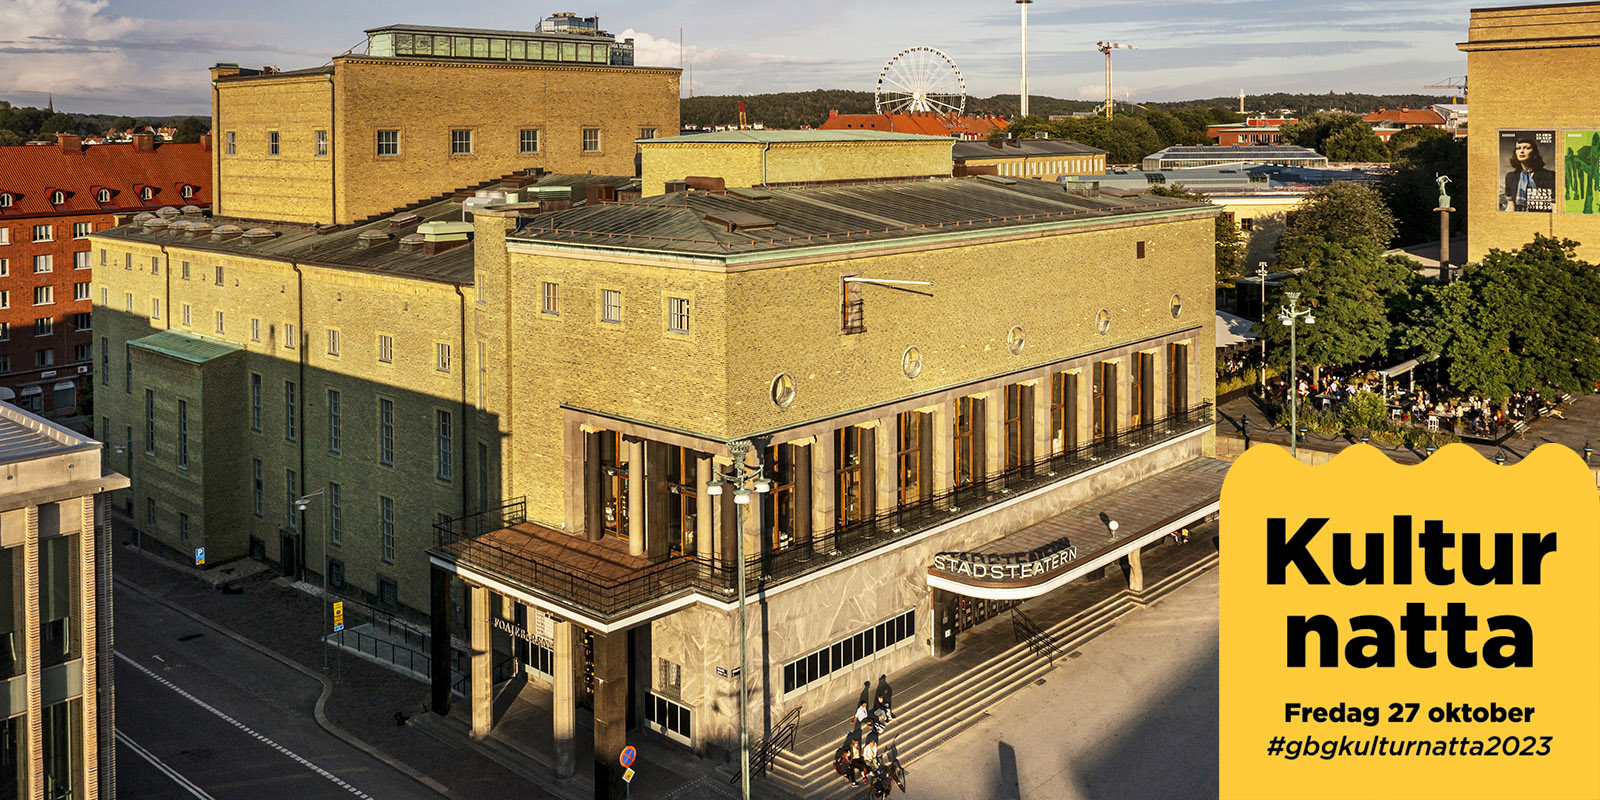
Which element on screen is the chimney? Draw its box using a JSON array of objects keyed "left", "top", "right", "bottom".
[
  {"left": 132, "top": 133, "right": 156, "bottom": 153},
  {"left": 55, "top": 133, "right": 83, "bottom": 155},
  {"left": 200, "top": 133, "right": 212, "bottom": 152},
  {"left": 684, "top": 176, "right": 726, "bottom": 193},
  {"left": 664, "top": 180, "right": 690, "bottom": 194},
  {"left": 829, "top": 109, "right": 839, "bottom": 119}
]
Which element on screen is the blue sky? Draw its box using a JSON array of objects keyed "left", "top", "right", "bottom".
[{"left": 0, "top": 0, "right": 1481, "bottom": 116}]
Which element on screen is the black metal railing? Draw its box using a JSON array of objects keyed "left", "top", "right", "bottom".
[
  {"left": 432, "top": 403, "right": 1213, "bottom": 622},
  {"left": 733, "top": 705, "right": 803, "bottom": 784},
  {"left": 1012, "top": 607, "right": 1062, "bottom": 665}
]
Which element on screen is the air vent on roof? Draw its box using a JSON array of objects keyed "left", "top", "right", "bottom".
[
  {"left": 1100, "top": 187, "right": 1142, "bottom": 198},
  {"left": 727, "top": 187, "right": 773, "bottom": 200},
  {"left": 141, "top": 218, "right": 170, "bottom": 232},
  {"left": 398, "top": 233, "right": 425, "bottom": 254},
  {"left": 663, "top": 180, "right": 689, "bottom": 194},
  {"left": 156, "top": 206, "right": 180, "bottom": 219},
  {"left": 703, "top": 211, "right": 776, "bottom": 233},
  {"left": 357, "top": 230, "right": 392, "bottom": 249},
  {"left": 417, "top": 221, "right": 473, "bottom": 242},
  {"left": 976, "top": 174, "right": 1017, "bottom": 185},
  {"left": 523, "top": 186, "right": 572, "bottom": 200},
  {"left": 180, "top": 204, "right": 204, "bottom": 217},
  {"left": 387, "top": 213, "right": 420, "bottom": 229},
  {"left": 241, "top": 227, "right": 277, "bottom": 241},
  {"left": 185, "top": 222, "right": 214, "bottom": 238},
  {"left": 132, "top": 212, "right": 157, "bottom": 223},
  {"left": 211, "top": 224, "right": 243, "bottom": 242},
  {"left": 164, "top": 220, "right": 190, "bottom": 234}
]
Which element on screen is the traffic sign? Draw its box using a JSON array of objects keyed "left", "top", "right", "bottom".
[
  {"left": 194, "top": 547, "right": 205, "bottom": 566},
  {"left": 622, "top": 767, "right": 634, "bottom": 784},
  {"left": 620, "top": 745, "right": 636, "bottom": 768},
  {"left": 332, "top": 601, "right": 345, "bottom": 633}
]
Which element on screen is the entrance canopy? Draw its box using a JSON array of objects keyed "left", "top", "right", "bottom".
[{"left": 927, "top": 459, "right": 1227, "bottom": 600}]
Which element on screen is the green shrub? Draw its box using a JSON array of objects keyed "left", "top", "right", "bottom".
[{"left": 1340, "top": 390, "right": 1389, "bottom": 431}]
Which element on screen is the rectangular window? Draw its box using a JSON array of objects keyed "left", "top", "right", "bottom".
[
  {"left": 73, "top": 251, "right": 89, "bottom": 269},
  {"left": 380, "top": 496, "right": 395, "bottom": 564},
  {"left": 73, "top": 342, "right": 89, "bottom": 362},
  {"left": 250, "top": 373, "right": 262, "bottom": 431},
  {"left": 954, "top": 395, "right": 979, "bottom": 488},
  {"left": 327, "top": 329, "right": 340, "bottom": 356},
  {"left": 1004, "top": 383, "right": 1029, "bottom": 471},
  {"left": 639, "top": 127, "right": 658, "bottom": 140},
  {"left": 314, "top": 129, "right": 328, "bottom": 157},
  {"left": 33, "top": 254, "right": 51, "bottom": 273},
  {"left": 645, "top": 693, "right": 692, "bottom": 745},
  {"left": 782, "top": 609, "right": 915, "bottom": 695},
  {"left": 252, "top": 459, "right": 263, "bottom": 516},
  {"left": 0, "top": 355, "right": 8, "bottom": 373},
  {"left": 225, "top": 131, "right": 236, "bottom": 155},
  {"left": 520, "top": 128, "right": 540, "bottom": 154},
  {"left": 1051, "top": 371, "right": 1079, "bottom": 455},
  {"left": 377, "top": 129, "right": 399, "bottom": 157},
  {"left": 842, "top": 276, "right": 864, "bottom": 334},
  {"left": 144, "top": 389, "right": 155, "bottom": 454},
  {"left": 181, "top": 261, "right": 191, "bottom": 280},
  {"left": 179, "top": 512, "right": 190, "bottom": 543},
  {"left": 32, "top": 225, "right": 52, "bottom": 243},
  {"left": 328, "top": 483, "right": 342, "bottom": 545},
  {"left": 437, "top": 410, "right": 453, "bottom": 481},
  {"left": 73, "top": 282, "right": 89, "bottom": 301},
  {"left": 582, "top": 128, "right": 601, "bottom": 153},
  {"left": 0, "top": 291, "right": 8, "bottom": 309},
  {"left": 0, "top": 228, "right": 7, "bottom": 245},
  {"left": 377, "top": 334, "right": 393, "bottom": 363},
  {"left": 152, "top": 256, "right": 160, "bottom": 275},
  {"left": 215, "top": 310, "right": 225, "bottom": 334},
  {"left": 667, "top": 297, "right": 690, "bottom": 334},
  {"left": 1241, "top": 217, "right": 1255, "bottom": 232},
  {"left": 1131, "top": 351, "right": 1154, "bottom": 428},
  {"left": 835, "top": 426, "right": 865, "bottom": 529},
  {"left": 285, "top": 380, "right": 298, "bottom": 441},
  {"left": 1093, "top": 361, "right": 1118, "bottom": 441},
  {"left": 182, "top": 304, "right": 191, "bottom": 326},
  {"left": 251, "top": 318, "right": 261, "bottom": 342},
  {"left": 327, "top": 389, "right": 341, "bottom": 453},
  {"left": 897, "top": 410, "right": 929, "bottom": 508},
  {"left": 285, "top": 469, "right": 298, "bottom": 531},
  {"left": 1168, "top": 342, "right": 1190, "bottom": 415},
  {"left": 124, "top": 292, "right": 132, "bottom": 312},
  {"left": 379, "top": 398, "right": 394, "bottom": 466},
  {"left": 600, "top": 289, "right": 621, "bottom": 324},
  {"left": 285, "top": 323, "right": 296, "bottom": 349},
  {"left": 1136, "top": 240, "right": 1147, "bottom": 259},
  {"left": 436, "top": 342, "right": 450, "bottom": 372},
  {"left": 33, "top": 348, "right": 53, "bottom": 367},
  {"left": 450, "top": 129, "right": 473, "bottom": 155},
  {"left": 267, "top": 130, "right": 280, "bottom": 157},
  {"left": 0, "top": 259, "right": 6, "bottom": 277},
  {"left": 124, "top": 252, "right": 131, "bottom": 270},
  {"left": 100, "top": 338, "right": 108, "bottom": 385},
  {"left": 214, "top": 265, "right": 223, "bottom": 286},
  {"left": 33, "top": 316, "right": 52, "bottom": 335},
  {"left": 177, "top": 400, "right": 189, "bottom": 468},
  {"left": 541, "top": 282, "right": 559, "bottom": 315}
]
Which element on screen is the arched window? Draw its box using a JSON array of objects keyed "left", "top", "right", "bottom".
[
  {"left": 50, "top": 191, "right": 64, "bottom": 205},
  {"left": 97, "top": 189, "right": 110, "bottom": 203},
  {"left": 0, "top": 193, "right": 11, "bottom": 208},
  {"left": 181, "top": 185, "right": 194, "bottom": 199},
  {"left": 140, "top": 187, "right": 152, "bottom": 201}
]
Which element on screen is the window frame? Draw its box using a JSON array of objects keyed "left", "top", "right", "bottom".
[
  {"left": 376, "top": 129, "right": 400, "bottom": 157},
  {"left": 582, "top": 128, "right": 601, "bottom": 153},
  {"left": 450, "top": 128, "right": 474, "bottom": 156},
  {"left": 519, "top": 128, "right": 541, "bottom": 155}
]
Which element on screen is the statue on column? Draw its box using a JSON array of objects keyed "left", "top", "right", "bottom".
[{"left": 1436, "top": 174, "right": 1452, "bottom": 209}]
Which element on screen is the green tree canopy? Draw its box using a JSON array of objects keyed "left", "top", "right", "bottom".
[
  {"left": 1279, "top": 181, "right": 1397, "bottom": 254},
  {"left": 1261, "top": 237, "right": 1418, "bottom": 374},
  {"left": 172, "top": 117, "right": 209, "bottom": 143},
  {"left": 37, "top": 113, "right": 79, "bottom": 136},
  {"left": 1148, "top": 183, "right": 1243, "bottom": 279},
  {"left": 109, "top": 116, "right": 137, "bottom": 135},
  {"left": 1280, "top": 111, "right": 1375, "bottom": 157},
  {"left": 1322, "top": 123, "right": 1388, "bottom": 162},
  {"left": 1381, "top": 132, "right": 1466, "bottom": 246},
  {"left": 1402, "top": 236, "right": 1600, "bottom": 401},
  {"left": 0, "top": 130, "right": 22, "bottom": 147}
]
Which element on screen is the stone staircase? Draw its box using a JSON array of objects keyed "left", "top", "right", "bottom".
[{"left": 759, "top": 551, "right": 1219, "bottom": 799}]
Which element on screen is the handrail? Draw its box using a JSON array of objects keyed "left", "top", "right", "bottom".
[{"left": 1012, "top": 607, "right": 1062, "bottom": 665}]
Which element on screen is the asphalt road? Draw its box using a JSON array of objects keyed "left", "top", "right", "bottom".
[{"left": 112, "top": 581, "right": 442, "bottom": 800}]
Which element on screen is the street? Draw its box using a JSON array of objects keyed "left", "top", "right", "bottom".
[
  {"left": 909, "top": 568, "right": 1220, "bottom": 800},
  {"left": 112, "top": 581, "right": 442, "bottom": 800}
]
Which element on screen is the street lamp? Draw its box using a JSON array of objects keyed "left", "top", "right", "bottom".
[
  {"left": 293, "top": 489, "right": 329, "bottom": 671},
  {"left": 1256, "top": 262, "right": 1269, "bottom": 395},
  {"left": 1277, "top": 291, "right": 1315, "bottom": 460},
  {"left": 703, "top": 440, "right": 771, "bottom": 800}
]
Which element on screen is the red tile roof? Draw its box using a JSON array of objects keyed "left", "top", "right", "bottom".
[
  {"left": 1361, "top": 108, "right": 1445, "bottom": 126},
  {"left": 820, "top": 112, "right": 1008, "bottom": 139},
  {"left": 0, "top": 139, "right": 211, "bottom": 218}
]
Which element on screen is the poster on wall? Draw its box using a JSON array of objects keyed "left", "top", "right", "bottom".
[
  {"left": 1499, "top": 129, "right": 1556, "bottom": 212},
  {"left": 1564, "top": 130, "right": 1600, "bottom": 214}
]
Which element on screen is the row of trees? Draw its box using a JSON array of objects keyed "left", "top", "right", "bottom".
[
  {"left": 993, "top": 107, "right": 1244, "bottom": 165},
  {"left": 0, "top": 102, "right": 208, "bottom": 146}
]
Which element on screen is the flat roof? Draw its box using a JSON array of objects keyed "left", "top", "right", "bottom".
[
  {"left": 129, "top": 330, "right": 245, "bottom": 364},
  {"left": 641, "top": 130, "right": 951, "bottom": 145},
  {"left": 510, "top": 176, "right": 1210, "bottom": 257},
  {"left": 953, "top": 138, "right": 1107, "bottom": 160}
]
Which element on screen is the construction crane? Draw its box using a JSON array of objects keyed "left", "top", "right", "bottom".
[
  {"left": 738, "top": 100, "right": 748, "bottom": 131},
  {"left": 1424, "top": 76, "right": 1468, "bottom": 104},
  {"left": 1096, "top": 41, "right": 1136, "bottom": 119}
]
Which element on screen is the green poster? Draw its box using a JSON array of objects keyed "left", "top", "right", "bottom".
[{"left": 1564, "top": 130, "right": 1600, "bottom": 214}]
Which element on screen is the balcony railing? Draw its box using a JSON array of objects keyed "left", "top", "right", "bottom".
[{"left": 432, "top": 402, "right": 1213, "bottom": 622}]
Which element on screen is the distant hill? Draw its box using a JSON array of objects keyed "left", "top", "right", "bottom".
[{"left": 681, "top": 90, "right": 1454, "bottom": 130}]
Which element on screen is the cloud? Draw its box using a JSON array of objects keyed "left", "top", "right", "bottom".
[{"left": 620, "top": 27, "right": 841, "bottom": 95}]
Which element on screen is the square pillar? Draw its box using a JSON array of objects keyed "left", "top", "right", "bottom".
[
  {"left": 1127, "top": 546, "right": 1145, "bottom": 593},
  {"left": 429, "top": 565, "right": 453, "bottom": 716},
  {"left": 553, "top": 620, "right": 576, "bottom": 779},
  {"left": 695, "top": 456, "right": 713, "bottom": 561},
  {"left": 875, "top": 416, "right": 897, "bottom": 516},
  {"left": 626, "top": 438, "right": 644, "bottom": 556},
  {"left": 810, "top": 430, "right": 835, "bottom": 553},
  {"left": 793, "top": 443, "right": 813, "bottom": 557},
  {"left": 591, "top": 630, "right": 628, "bottom": 800},
  {"left": 930, "top": 403, "right": 952, "bottom": 496},
  {"left": 932, "top": 588, "right": 957, "bottom": 657},
  {"left": 468, "top": 584, "right": 492, "bottom": 737},
  {"left": 983, "top": 390, "right": 1003, "bottom": 478},
  {"left": 1031, "top": 379, "right": 1050, "bottom": 462},
  {"left": 644, "top": 442, "right": 669, "bottom": 560}
]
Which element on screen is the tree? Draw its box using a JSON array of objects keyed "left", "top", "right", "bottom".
[
  {"left": 1261, "top": 237, "right": 1418, "bottom": 376},
  {"left": 1322, "top": 123, "right": 1388, "bottom": 162},
  {"left": 1403, "top": 236, "right": 1600, "bottom": 401},
  {"left": 173, "top": 117, "right": 209, "bottom": 143},
  {"left": 1279, "top": 111, "right": 1374, "bottom": 157},
  {"left": 1149, "top": 183, "right": 1243, "bottom": 279},
  {"left": 37, "top": 113, "right": 78, "bottom": 136},
  {"left": 1382, "top": 132, "right": 1467, "bottom": 246},
  {"left": 1279, "top": 182, "right": 1397, "bottom": 254},
  {"left": 109, "top": 116, "right": 136, "bottom": 136},
  {"left": 1386, "top": 125, "right": 1449, "bottom": 160},
  {"left": 0, "top": 130, "right": 22, "bottom": 147}
]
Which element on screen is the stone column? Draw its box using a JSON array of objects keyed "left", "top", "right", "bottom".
[
  {"left": 794, "top": 443, "right": 813, "bottom": 557},
  {"left": 552, "top": 620, "right": 576, "bottom": 779},
  {"left": 743, "top": 450, "right": 763, "bottom": 557},
  {"left": 627, "top": 438, "right": 644, "bottom": 556},
  {"left": 592, "top": 630, "right": 628, "bottom": 799},
  {"left": 468, "top": 584, "right": 492, "bottom": 737},
  {"left": 695, "top": 456, "right": 713, "bottom": 561},
  {"left": 429, "top": 565, "right": 453, "bottom": 716},
  {"left": 932, "top": 588, "right": 958, "bottom": 657},
  {"left": 875, "top": 416, "right": 897, "bottom": 516},
  {"left": 1031, "top": 379, "right": 1050, "bottom": 461},
  {"left": 930, "top": 403, "right": 952, "bottom": 496},
  {"left": 1127, "top": 546, "right": 1145, "bottom": 593},
  {"left": 984, "top": 390, "right": 1003, "bottom": 478},
  {"left": 1077, "top": 370, "right": 1092, "bottom": 448},
  {"left": 811, "top": 430, "right": 835, "bottom": 553}
]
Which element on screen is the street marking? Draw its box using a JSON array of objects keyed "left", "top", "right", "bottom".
[
  {"left": 116, "top": 729, "right": 216, "bottom": 800},
  {"left": 116, "top": 651, "right": 375, "bottom": 799}
]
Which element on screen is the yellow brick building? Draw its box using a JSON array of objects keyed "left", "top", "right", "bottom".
[
  {"left": 1460, "top": 2, "right": 1600, "bottom": 262},
  {"left": 211, "top": 23, "right": 678, "bottom": 226},
  {"left": 637, "top": 130, "right": 953, "bottom": 197},
  {"left": 952, "top": 137, "right": 1108, "bottom": 181}
]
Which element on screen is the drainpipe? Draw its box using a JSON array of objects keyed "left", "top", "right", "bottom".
[
  {"left": 158, "top": 245, "right": 171, "bottom": 331},
  {"left": 328, "top": 74, "right": 337, "bottom": 225},
  {"left": 212, "top": 80, "right": 221, "bottom": 216},
  {"left": 761, "top": 142, "right": 772, "bottom": 186},
  {"left": 455, "top": 286, "right": 470, "bottom": 516},
  {"left": 290, "top": 260, "right": 307, "bottom": 578}
]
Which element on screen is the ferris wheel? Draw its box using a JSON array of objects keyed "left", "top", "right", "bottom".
[{"left": 874, "top": 46, "right": 967, "bottom": 116}]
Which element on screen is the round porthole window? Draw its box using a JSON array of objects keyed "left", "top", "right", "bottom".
[
  {"left": 1007, "top": 325, "right": 1026, "bottom": 355},
  {"left": 1170, "top": 294, "right": 1183, "bottom": 319},
  {"left": 902, "top": 346, "right": 924, "bottom": 379},
  {"left": 770, "top": 373, "right": 795, "bottom": 409},
  {"left": 1096, "top": 309, "right": 1111, "bottom": 335}
]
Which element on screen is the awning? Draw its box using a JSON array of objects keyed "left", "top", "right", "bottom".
[
  {"left": 1216, "top": 310, "right": 1259, "bottom": 348},
  {"left": 0, "top": 388, "right": 14, "bottom": 401},
  {"left": 20, "top": 386, "right": 42, "bottom": 397},
  {"left": 1377, "top": 354, "right": 1438, "bottom": 378},
  {"left": 52, "top": 380, "right": 75, "bottom": 391}
]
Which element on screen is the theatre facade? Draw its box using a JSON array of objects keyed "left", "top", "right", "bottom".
[{"left": 426, "top": 175, "right": 1223, "bottom": 778}]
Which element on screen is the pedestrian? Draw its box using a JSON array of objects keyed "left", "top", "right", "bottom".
[{"left": 872, "top": 674, "right": 895, "bottom": 729}]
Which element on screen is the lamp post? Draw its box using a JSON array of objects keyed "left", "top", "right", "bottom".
[
  {"left": 703, "top": 440, "right": 772, "bottom": 800},
  {"left": 1277, "top": 291, "right": 1315, "bottom": 460},
  {"left": 293, "top": 489, "right": 328, "bottom": 671},
  {"left": 1256, "top": 262, "right": 1268, "bottom": 396}
]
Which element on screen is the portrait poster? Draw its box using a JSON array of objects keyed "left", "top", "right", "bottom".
[
  {"left": 1499, "top": 130, "right": 1556, "bottom": 213},
  {"left": 1563, "top": 130, "right": 1600, "bottom": 214}
]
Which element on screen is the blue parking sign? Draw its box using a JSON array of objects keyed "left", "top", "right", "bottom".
[{"left": 194, "top": 547, "right": 205, "bottom": 565}]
